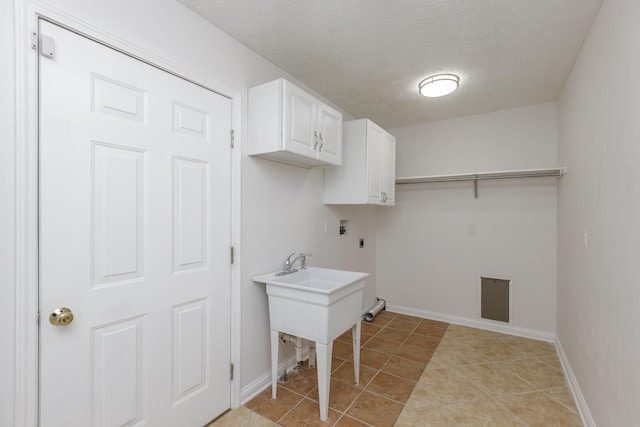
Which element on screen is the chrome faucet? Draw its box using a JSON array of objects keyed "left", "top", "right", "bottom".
[{"left": 283, "top": 252, "right": 312, "bottom": 273}]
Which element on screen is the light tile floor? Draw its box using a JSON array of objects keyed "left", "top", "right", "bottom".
[{"left": 209, "top": 312, "right": 583, "bottom": 426}]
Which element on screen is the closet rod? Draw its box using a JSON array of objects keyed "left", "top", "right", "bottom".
[{"left": 395, "top": 167, "right": 566, "bottom": 198}]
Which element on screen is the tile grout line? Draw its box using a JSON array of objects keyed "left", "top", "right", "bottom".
[
  {"left": 489, "top": 396, "right": 532, "bottom": 427},
  {"left": 274, "top": 396, "right": 305, "bottom": 425},
  {"left": 328, "top": 382, "right": 368, "bottom": 426},
  {"left": 540, "top": 388, "right": 582, "bottom": 415}
]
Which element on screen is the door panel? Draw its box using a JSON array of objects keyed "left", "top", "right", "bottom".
[
  {"left": 172, "top": 298, "right": 209, "bottom": 403},
  {"left": 92, "top": 316, "right": 146, "bottom": 427},
  {"left": 316, "top": 103, "right": 341, "bottom": 165},
  {"left": 93, "top": 143, "right": 146, "bottom": 286},
  {"left": 283, "top": 80, "right": 316, "bottom": 156},
  {"left": 366, "top": 125, "right": 384, "bottom": 204},
  {"left": 39, "top": 20, "right": 232, "bottom": 426},
  {"left": 173, "top": 158, "right": 209, "bottom": 272},
  {"left": 383, "top": 134, "right": 396, "bottom": 205}
]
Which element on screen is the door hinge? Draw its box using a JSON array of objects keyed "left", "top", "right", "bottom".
[
  {"left": 36, "top": 311, "right": 40, "bottom": 326},
  {"left": 30, "top": 31, "right": 38, "bottom": 50},
  {"left": 230, "top": 363, "right": 234, "bottom": 381},
  {"left": 230, "top": 129, "right": 235, "bottom": 148},
  {"left": 230, "top": 246, "right": 235, "bottom": 265}
]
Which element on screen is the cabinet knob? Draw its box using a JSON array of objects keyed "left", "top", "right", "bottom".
[
  {"left": 313, "top": 131, "right": 319, "bottom": 149},
  {"left": 318, "top": 133, "right": 324, "bottom": 151}
]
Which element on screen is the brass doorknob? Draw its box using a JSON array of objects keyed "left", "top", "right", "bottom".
[{"left": 49, "top": 307, "right": 74, "bottom": 326}]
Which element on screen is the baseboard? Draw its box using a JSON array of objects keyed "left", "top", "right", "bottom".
[
  {"left": 386, "top": 303, "right": 556, "bottom": 342},
  {"left": 240, "top": 369, "right": 272, "bottom": 406},
  {"left": 555, "top": 336, "right": 596, "bottom": 427},
  {"left": 240, "top": 349, "right": 310, "bottom": 405}
]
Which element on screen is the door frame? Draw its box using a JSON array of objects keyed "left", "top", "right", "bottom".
[{"left": 13, "top": 3, "right": 243, "bottom": 425}]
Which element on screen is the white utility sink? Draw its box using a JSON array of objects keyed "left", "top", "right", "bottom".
[
  {"left": 253, "top": 267, "right": 369, "bottom": 342},
  {"left": 253, "top": 267, "right": 369, "bottom": 421}
]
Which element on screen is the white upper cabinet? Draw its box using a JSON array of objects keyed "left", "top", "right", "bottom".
[
  {"left": 249, "top": 78, "right": 342, "bottom": 168},
  {"left": 323, "top": 119, "right": 396, "bottom": 205}
]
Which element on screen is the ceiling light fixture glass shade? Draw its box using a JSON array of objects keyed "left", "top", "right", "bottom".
[{"left": 419, "top": 74, "right": 459, "bottom": 97}]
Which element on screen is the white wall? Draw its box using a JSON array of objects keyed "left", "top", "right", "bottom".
[
  {"left": 3, "top": 0, "right": 378, "bottom": 419},
  {"left": 1, "top": 1, "right": 16, "bottom": 425},
  {"left": 241, "top": 160, "right": 378, "bottom": 389},
  {"left": 377, "top": 103, "right": 558, "bottom": 336},
  {"left": 557, "top": 0, "right": 640, "bottom": 424}
]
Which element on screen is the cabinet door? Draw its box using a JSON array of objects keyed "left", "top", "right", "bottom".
[
  {"left": 283, "top": 81, "right": 317, "bottom": 157},
  {"left": 382, "top": 134, "right": 396, "bottom": 205},
  {"left": 366, "top": 124, "right": 384, "bottom": 204},
  {"left": 316, "top": 102, "right": 342, "bottom": 166}
]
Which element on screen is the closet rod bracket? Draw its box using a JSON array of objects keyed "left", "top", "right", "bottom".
[{"left": 473, "top": 175, "right": 479, "bottom": 199}]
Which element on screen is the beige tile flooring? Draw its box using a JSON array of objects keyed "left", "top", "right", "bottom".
[{"left": 210, "top": 312, "right": 583, "bottom": 426}]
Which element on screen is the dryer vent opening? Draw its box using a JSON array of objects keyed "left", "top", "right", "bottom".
[{"left": 481, "top": 277, "right": 510, "bottom": 322}]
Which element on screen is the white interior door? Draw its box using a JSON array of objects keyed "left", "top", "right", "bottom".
[{"left": 38, "top": 20, "right": 232, "bottom": 427}]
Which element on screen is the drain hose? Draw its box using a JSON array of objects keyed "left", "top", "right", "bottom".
[{"left": 364, "top": 298, "right": 386, "bottom": 322}]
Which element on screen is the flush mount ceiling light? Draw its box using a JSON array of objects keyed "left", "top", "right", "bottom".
[{"left": 419, "top": 73, "right": 460, "bottom": 97}]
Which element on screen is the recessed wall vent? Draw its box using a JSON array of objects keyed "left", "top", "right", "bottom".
[{"left": 481, "top": 277, "right": 510, "bottom": 322}]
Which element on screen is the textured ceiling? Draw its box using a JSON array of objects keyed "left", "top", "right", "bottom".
[{"left": 178, "top": 0, "right": 602, "bottom": 129}]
